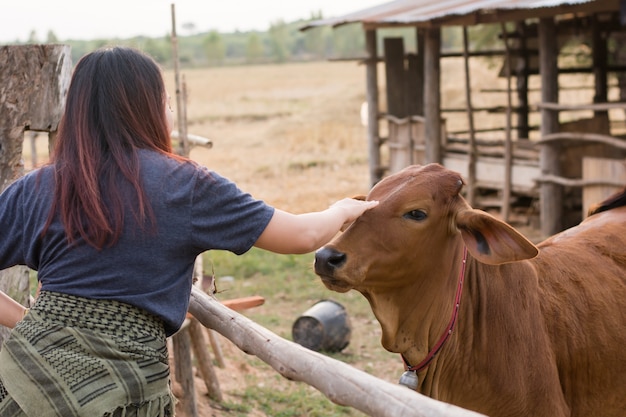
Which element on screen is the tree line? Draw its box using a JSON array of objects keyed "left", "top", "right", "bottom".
[{"left": 13, "top": 13, "right": 499, "bottom": 69}]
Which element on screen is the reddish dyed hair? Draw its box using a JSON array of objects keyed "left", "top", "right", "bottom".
[{"left": 46, "top": 46, "right": 176, "bottom": 249}]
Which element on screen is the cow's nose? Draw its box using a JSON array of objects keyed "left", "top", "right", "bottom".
[{"left": 314, "top": 246, "right": 347, "bottom": 276}]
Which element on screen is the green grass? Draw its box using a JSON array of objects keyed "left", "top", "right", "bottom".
[
  {"left": 227, "top": 363, "right": 354, "bottom": 417},
  {"left": 204, "top": 248, "right": 331, "bottom": 308},
  {"left": 201, "top": 248, "right": 396, "bottom": 416},
  {"left": 238, "top": 381, "right": 353, "bottom": 417}
]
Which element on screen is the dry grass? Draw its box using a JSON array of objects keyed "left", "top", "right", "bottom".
[{"left": 168, "top": 62, "right": 373, "bottom": 214}]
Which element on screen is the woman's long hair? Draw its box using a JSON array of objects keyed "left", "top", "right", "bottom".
[{"left": 45, "top": 47, "right": 174, "bottom": 249}]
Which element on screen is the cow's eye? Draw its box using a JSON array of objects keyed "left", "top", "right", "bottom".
[{"left": 403, "top": 209, "right": 427, "bottom": 221}]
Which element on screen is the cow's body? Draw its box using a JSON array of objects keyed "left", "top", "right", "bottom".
[{"left": 314, "top": 163, "right": 626, "bottom": 417}]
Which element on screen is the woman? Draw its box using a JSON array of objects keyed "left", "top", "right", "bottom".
[{"left": 0, "top": 46, "right": 377, "bottom": 416}]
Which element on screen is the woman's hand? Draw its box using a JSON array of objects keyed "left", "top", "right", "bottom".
[
  {"left": 255, "top": 198, "right": 378, "bottom": 254},
  {"left": 328, "top": 198, "right": 378, "bottom": 231},
  {"left": 0, "top": 291, "right": 28, "bottom": 329}
]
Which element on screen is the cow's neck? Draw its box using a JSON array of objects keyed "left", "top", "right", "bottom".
[
  {"left": 420, "top": 257, "right": 549, "bottom": 402},
  {"left": 362, "top": 241, "right": 467, "bottom": 363},
  {"left": 404, "top": 246, "right": 467, "bottom": 373}
]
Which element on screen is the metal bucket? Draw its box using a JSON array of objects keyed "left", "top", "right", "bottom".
[{"left": 292, "top": 299, "right": 351, "bottom": 352}]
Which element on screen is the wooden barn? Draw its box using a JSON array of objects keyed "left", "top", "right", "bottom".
[{"left": 303, "top": 0, "right": 626, "bottom": 238}]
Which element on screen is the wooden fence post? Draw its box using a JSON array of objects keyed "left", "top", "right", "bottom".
[
  {"left": 0, "top": 44, "right": 71, "bottom": 343},
  {"left": 172, "top": 326, "right": 198, "bottom": 417},
  {"left": 188, "top": 318, "right": 223, "bottom": 402}
]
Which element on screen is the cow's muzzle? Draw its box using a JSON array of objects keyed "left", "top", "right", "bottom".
[{"left": 314, "top": 246, "right": 347, "bottom": 277}]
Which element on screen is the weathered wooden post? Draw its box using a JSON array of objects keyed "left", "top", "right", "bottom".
[
  {"left": 423, "top": 27, "right": 442, "bottom": 164},
  {"left": 538, "top": 17, "right": 562, "bottom": 237},
  {"left": 0, "top": 44, "right": 71, "bottom": 343},
  {"left": 462, "top": 26, "right": 477, "bottom": 207},
  {"left": 364, "top": 28, "right": 381, "bottom": 186}
]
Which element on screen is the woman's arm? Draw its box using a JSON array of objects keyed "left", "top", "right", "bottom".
[
  {"left": 254, "top": 198, "right": 378, "bottom": 254},
  {"left": 0, "top": 291, "right": 28, "bottom": 329}
]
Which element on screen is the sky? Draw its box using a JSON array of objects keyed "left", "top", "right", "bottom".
[{"left": 0, "top": 0, "right": 385, "bottom": 43}]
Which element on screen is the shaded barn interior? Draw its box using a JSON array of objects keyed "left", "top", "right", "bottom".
[{"left": 303, "top": 0, "right": 626, "bottom": 238}]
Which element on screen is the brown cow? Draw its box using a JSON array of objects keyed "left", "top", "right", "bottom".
[{"left": 314, "top": 163, "right": 626, "bottom": 417}]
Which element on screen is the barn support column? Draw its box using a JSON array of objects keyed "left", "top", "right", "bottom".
[
  {"left": 384, "top": 37, "right": 408, "bottom": 118},
  {"left": 538, "top": 18, "right": 563, "bottom": 236},
  {"left": 500, "top": 22, "right": 514, "bottom": 223},
  {"left": 414, "top": 28, "right": 425, "bottom": 117},
  {"left": 365, "top": 29, "right": 381, "bottom": 186},
  {"left": 462, "top": 26, "right": 477, "bottom": 207},
  {"left": 424, "top": 27, "right": 442, "bottom": 164},
  {"left": 515, "top": 21, "right": 530, "bottom": 140},
  {"left": 592, "top": 14, "right": 608, "bottom": 119},
  {"left": 384, "top": 37, "right": 414, "bottom": 173},
  {"left": 406, "top": 47, "right": 421, "bottom": 116}
]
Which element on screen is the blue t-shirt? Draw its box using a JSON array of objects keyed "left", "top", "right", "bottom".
[{"left": 0, "top": 149, "right": 275, "bottom": 335}]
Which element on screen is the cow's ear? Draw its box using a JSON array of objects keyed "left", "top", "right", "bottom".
[{"left": 455, "top": 209, "right": 538, "bottom": 265}]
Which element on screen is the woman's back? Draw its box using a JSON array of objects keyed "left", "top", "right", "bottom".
[{"left": 0, "top": 149, "right": 274, "bottom": 335}]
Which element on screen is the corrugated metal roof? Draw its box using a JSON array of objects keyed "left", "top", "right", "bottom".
[{"left": 300, "top": 0, "right": 608, "bottom": 30}]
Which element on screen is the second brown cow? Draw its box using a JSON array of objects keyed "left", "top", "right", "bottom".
[{"left": 314, "top": 163, "right": 626, "bottom": 417}]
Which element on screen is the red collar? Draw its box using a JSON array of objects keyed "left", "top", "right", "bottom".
[{"left": 402, "top": 246, "right": 468, "bottom": 373}]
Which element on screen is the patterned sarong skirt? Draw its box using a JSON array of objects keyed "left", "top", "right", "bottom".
[{"left": 0, "top": 291, "right": 174, "bottom": 417}]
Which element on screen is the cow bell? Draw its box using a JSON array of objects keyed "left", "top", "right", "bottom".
[{"left": 398, "top": 370, "right": 418, "bottom": 390}]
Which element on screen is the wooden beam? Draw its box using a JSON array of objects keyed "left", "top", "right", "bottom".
[
  {"left": 515, "top": 21, "right": 531, "bottom": 140},
  {"left": 537, "top": 132, "right": 626, "bottom": 150},
  {"left": 424, "top": 27, "right": 442, "bottom": 164},
  {"left": 365, "top": 29, "right": 382, "bottom": 186},
  {"left": 500, "top": 22, "right": 514, "bottom": 223},
  {"left": 187, "top": 287, "right": 487, "bottom": 417},
  {"left": 536, "top": 101, "right": 626, "bottom": 111},
  {"left": 416, "top": 28, "right": 426, "bottom": 117},
  {"left": 592, "top": 14, "right": 608, "bottom": 118},
  {"left": 188, "top": 318, "right": 223, "bottom": 402},
  {"left": 221, "top": 295, "right": 265, "bottom": 310},
  {"left": 539, "top": 17, "right": 563, "bottom": 236},
  {"left": 384, "top": 37, "right": 408, "bottom": 118},
  {"left": 170, "top": 4, "right": 190, "bottom": 157},
  {"left": 172, "top": 329, "right": 198, "bottom": 417},
  {"left": 536, "top": 175, "right": 625, "bottom": 188},
  {"left": 462, "top": 26, "right": 477, "bottom": 207}
]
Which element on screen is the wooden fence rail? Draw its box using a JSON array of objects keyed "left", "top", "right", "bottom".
[{"left": 187, "top": 287, "right": 487, "bottom": 417}]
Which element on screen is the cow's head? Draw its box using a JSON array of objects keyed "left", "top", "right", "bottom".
[{"left": 314, "top": 164, "right": 538, "bottom": 294}]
